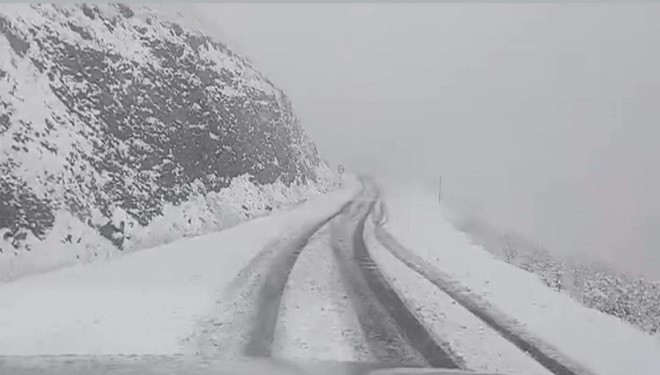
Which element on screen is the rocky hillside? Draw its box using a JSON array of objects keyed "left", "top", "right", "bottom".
[{"left": 0, "top": 4, "right": 325, "bottom": 264}]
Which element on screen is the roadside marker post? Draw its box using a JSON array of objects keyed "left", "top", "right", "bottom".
[
  {"left": 337, "top": 164, "right": 345, "bottom": 187},
  {"left": 438, "top": 175, "right": 442, "bottom": 204}
]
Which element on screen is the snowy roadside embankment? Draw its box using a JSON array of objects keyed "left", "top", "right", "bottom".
[
  {"left": 0, "top": 176, "right": 360, "bottom": 356},
  {"left": 377, "top": 181, "right": 660, "bottom": 375},
  {"left": 0, "top": 167, "right": 338, "bottom": 282}
]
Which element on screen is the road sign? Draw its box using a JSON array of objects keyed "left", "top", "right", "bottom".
[{"left": 337, "top": 164, "right": 345, "bottom": 187}]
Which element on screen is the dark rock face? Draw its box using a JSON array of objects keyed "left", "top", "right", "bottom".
[{"left": 0, "top": 4, "right": 321, "bottom": 249}]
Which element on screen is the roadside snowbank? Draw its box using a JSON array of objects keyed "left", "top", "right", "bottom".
[
  {"left": 0, "top": 176, "right": 360, "bottom": 355},
  {"left": 378, "top": 181, "right": 660, "bottom": 375},
  {"left": 0, "top": 168, "right": 338, "bottom": 282}
]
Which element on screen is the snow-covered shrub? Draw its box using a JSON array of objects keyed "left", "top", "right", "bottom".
[
  {"left": 0, "top": 210, "right": 117, "bottom": 281},
  {"left": 456, "top": 216, "right": 660, "bottom": 335}
]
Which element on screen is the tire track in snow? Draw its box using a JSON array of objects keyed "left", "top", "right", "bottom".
[
  {"left": 332, "top": 199, "right": 459, "bottom": 368},
  {"left": 186, "top": 240, "right": 276, "bottom": 357},
  {"left": 271, "top": 223, "right": 372, "bottom": 362},
  {"left": 364, "top": 217, "right": 553, "bottom": 375},
  {"left": 188, "top": 200, "right": 352, "bottom": 358},
  {"left": 373, "top": 220, "right": 594, "bottom": 375},
  {"left": 243, "top": 201, "right": 352, "bottom": 357}
]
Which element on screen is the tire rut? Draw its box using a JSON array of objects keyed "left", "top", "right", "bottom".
[
  {"left": 243, "top": 201, "right": 352, "bottom": 357},
  {"left": 373, "top": 224, "right": 594, "bottom": 375},
  {"left": 189, "top": 200, "right": 353, "bottom": 358},
  {"left": 332, "top": 200, "right": 460, "bottom": 369}
]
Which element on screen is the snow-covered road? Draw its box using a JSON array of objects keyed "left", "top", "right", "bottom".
[
  {"left": 184, "top": 180, "right": 457, "bottom": 368},
  {"left": 1, "top": 177, "right": 659, "bottom": 375}
]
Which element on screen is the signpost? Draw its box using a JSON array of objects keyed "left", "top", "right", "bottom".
[{"left": 337, "top": 164, "right": 345, "bottom": 187}]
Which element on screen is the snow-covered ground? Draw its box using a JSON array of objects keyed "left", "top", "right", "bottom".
[
  {"left": 376, "top": 180, "right": 660, "bottom": 375},
  {"left": 0, "top": 176, "right": 360, "bottom": 355}
]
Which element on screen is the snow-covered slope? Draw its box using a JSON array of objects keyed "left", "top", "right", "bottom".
[
  {"left": 0, "top": 4, "right": 328, "bottom": 279},
  {"left": 377, "top": 181, "right": 660, "bottom": 375}
]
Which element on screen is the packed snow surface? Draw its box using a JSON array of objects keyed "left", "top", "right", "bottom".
[{"left": 272, "top": 222, "right": 371, "bottom": 362}]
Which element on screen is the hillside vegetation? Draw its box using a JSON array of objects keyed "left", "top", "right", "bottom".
[{"left": 457, "top": 217, "right": 660, "bottom": 336}]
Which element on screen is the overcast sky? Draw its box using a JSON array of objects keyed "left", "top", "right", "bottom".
[{"left": 167, "top": 4, "right": 660, "bottom": 278}]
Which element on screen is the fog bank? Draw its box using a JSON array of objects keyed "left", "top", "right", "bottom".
[{"left": 168, "top": 4, "right": 660, "bottom": 279}]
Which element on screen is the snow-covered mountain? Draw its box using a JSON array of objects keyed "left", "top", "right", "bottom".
[{"left": 0, "top": 4, "right": 330, "bottom": 278}]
